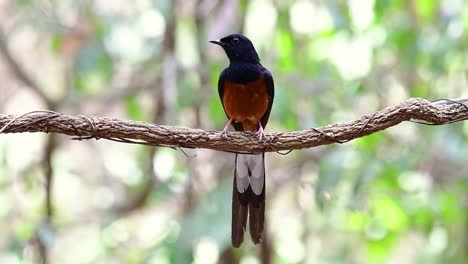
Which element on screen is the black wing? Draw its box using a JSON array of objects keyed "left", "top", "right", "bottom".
[
  {"left": 218, "top": 68, "right": 244, "bottom": 131},
  {"left": 217, "top": 68, "right": 227, "bottom": 105},
  {"left": 260, "top": 67, "right": 275, "bottom": 129}
]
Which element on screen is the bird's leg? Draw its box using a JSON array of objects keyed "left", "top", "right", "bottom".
[
  {"left": 255, "top": 122, "right": 266, "bottom": 141},
  {"left": 220, "top": 118, "right": 233, "bottom": 138}
]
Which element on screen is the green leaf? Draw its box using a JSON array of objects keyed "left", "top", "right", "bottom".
[
  {"left": 354, "top": 132, "right": 386, "bottom": 155},
  {"left": 438, "top": 191, "right": 462, "bottom": 223},
  {"left": 409, "top": 82, "right": 429, "bottom": 98},
  {"left": 209, "top": 95, "right": 226, "bottom": 127},
  {"left": 346, "top": 211, "right": 369, "bottom": 231},
  {"left": 415, "top": 0, "right": 439, "bottom": 22},
  {"left": 50, "top": 34, "right": 64, "bottom": 54},
  {"left": 372, "top": 197, "right": 408, "bottom": 232},
  {"left": 410, "top": 207, "right": 434, "bottom": 232},
  {"left": 276, "top": 30, "right": 294, "bottom": 71},
  {"left": 125, "top": 95, "right": 144, "bottom": 120},
  {"left": 366, "top": 232, "right": 397, "bottom": 262}
]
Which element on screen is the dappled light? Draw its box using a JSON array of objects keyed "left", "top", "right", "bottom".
[{"left": 0, "top": 0, "right": 467, "bottom": 263}]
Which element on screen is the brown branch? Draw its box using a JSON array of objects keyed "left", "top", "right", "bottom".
[
  {"left": 0, "top": 98, "right": 467, "bottom": 154},
  {"left": 44, "top": 135, "right": 57, "bottom": 218}
]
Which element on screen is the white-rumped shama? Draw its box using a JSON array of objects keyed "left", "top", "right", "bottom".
[{"left": 210, "top": 34, "right": 275, "bottom": 247}]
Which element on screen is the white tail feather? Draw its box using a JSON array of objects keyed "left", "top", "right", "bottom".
[{"left": 235, "top": 154, "right": 264, "bottom": 195}]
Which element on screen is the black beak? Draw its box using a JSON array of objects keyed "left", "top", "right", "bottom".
[{"left": 209, "top": 40, "right": 224, "bottom": 46}]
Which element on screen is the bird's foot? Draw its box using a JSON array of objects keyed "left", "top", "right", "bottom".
[
  {"left": 219, "top": 119, "right": 233, "bottom": 139},
  {"left": 219, "top": 128, "right": 230, "bottom": 139},
  {"left": 255, "top": 125, "right": 266, "bottom": 141}
]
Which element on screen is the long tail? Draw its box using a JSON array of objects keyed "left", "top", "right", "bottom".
[{"left": 231, "top": 153, "right": 265, "bottom": 247}]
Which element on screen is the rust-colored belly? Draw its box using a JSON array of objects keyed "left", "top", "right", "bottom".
[{"left": 222, "top": 75, "right": 270, "bottom": 131}]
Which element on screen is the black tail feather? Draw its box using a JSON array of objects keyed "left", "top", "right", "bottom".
[
  {"left": 231, "top": 154, "right": 265, "bottom": 247},
  {"left": 248, "top": 185, "right": 265, "bottom": 244},
  {"left": 232, "top": 173, "right": 248, "bottom": 247}
]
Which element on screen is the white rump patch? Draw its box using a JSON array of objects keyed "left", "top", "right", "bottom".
[{"left": 236, "top": 154, "right": 264, "bottom": 195}]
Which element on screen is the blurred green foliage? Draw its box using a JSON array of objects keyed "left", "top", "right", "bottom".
[{"left": 0, "top": 0, "right": 467, "bottom": 263}]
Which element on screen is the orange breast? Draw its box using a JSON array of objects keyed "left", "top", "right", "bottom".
[{"left": 222, "top": 75, "right": 270, "bottom": 131}]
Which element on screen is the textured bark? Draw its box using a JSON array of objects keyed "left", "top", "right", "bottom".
[{"left": 1, "top": 98, "right": 467, "bottom": 154}]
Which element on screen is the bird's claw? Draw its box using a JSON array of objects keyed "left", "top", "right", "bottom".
[
  {"left": 255, "top": 126, "right": 266, "bottom": 141},
  {"left": 219, "top": 129, "right": 230, "bottom": 139},
  {"left": 219, "top": 118, "right": 233, "bottom": 139}
]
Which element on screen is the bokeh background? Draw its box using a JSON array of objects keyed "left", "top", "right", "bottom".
[{"left": 0, "top": 0, "right": 467, "bottom": 263}]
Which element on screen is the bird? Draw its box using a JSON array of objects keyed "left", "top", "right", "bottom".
[{"left": 210, "top": 34, "right": 274, "bottom": 247}]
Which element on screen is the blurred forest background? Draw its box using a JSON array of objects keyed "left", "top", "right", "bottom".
[{"left": 0, "top": 0, "right": 467, "bottom": 263}]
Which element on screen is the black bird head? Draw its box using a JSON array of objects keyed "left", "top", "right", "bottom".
[{"left": 210, "top": 34, "right": 260, "bottom": 64}]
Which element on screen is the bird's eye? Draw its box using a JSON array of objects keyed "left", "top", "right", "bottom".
[{"left": 232, "top": 37, "right": 239, "bottom": 44}]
